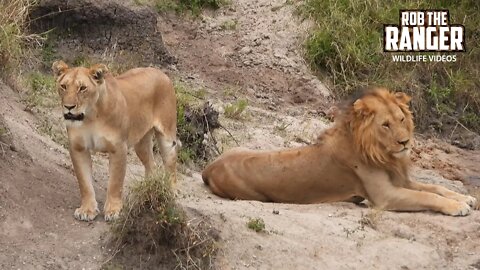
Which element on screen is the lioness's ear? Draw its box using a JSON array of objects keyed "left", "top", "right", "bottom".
[
  {"left": 89, "top": 64, "right": 109, "bottom": 84},
  {"left": 395, "top": 92, "right": 411, "bottom": 104},
  {"left": 353, "top": 99, "right": 372, "bottom": 116},
  {"left": 52, "top": 60, "right": 69, "bottom": 78}
]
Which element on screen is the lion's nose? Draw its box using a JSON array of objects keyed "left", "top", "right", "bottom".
[
  {"left": 398, "top": 139, "right": 409, "bottom": 146},
  {"left": 64, "top": 104, "right": 76, "bottom": 110}
]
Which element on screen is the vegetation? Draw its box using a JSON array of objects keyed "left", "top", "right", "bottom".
[
  {"left": 299, "top": 0, "right": 480, "bottom": 133},
  {"left": 220, "top": 19, "right": 237, "bottom": 31},
  {"left": 174, "top": 81, "right": 220, "bottom": 166},
  {"left": 24, "top": 72, "right": 57, "bottom": 109},
  {"left": 108, "top": 171, "right": 217, "bottom": 269},
  {"left": 0, "top": 0, "right": 40, "bottom": 74},
  {"left": 224, "top": 99, "right": 248, "bottom": 119},
  {"left": 247, "top": 217, "right": 266, "bottom": 232}
]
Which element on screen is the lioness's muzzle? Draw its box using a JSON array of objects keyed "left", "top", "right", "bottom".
[{"left": 64, "top": 113, "right": 85, "bottom": 121}]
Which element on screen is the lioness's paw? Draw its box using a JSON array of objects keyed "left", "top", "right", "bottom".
[
  {"left": 445, "top": 202, "right": 471, "bottom": 216},
  {"left": 74, "top": 206, "right": 99, "bottom": 221},
  {"left": 104, "top": 210, "right": 120, "bottom": 222},
  {"left": 104, "top": 202, "right": 122, "bottom": 222}
]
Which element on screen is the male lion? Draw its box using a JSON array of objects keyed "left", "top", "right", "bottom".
[
  {"left": 52, "top": 61, "right": 177, "bottom": 221},
  {"left": 202, "top": 88, "right": 477, "bottom": 216}
]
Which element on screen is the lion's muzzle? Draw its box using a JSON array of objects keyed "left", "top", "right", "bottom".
[{"left": 64, "top": 112, "right": 85, "bottom": 121}]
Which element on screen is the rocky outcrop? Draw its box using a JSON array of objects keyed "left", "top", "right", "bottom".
[{"left": 29, "top": 0, "right": 175, "bottom": 65}]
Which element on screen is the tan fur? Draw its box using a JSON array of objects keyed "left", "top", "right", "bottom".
[
  {"left": 202, "top": 88, "right": 476, "bottom": 216},
  {"left": 52, "top": 61, "right": 178, "bottom": 221}
]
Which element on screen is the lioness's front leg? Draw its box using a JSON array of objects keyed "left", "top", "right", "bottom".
[
  {"left": 358, "top": 168, "right": 471, "bottom": 216},
  {"left": 406, "top": 180, "right": 477, "bottom": 207},
  {"left": 104, "top": 144, "right": 127, "bottom": 221},
  {"left": 70, "top": 148, "right": 99, "bottom": 221}
]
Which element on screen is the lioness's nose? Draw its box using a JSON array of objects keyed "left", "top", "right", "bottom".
[
  {"left": 64, "top": 104, "right": 76, "bottom": 110},
  {"left": 398, "top": 139, "right": 409, "bottom": 146}
]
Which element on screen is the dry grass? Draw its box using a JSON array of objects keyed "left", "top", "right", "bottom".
[
  {"left": 0, "top": 0, "right": 42, "bottom": 74},
  {"left": 106, "top": 171, "right": 218, "bottom": 269}
]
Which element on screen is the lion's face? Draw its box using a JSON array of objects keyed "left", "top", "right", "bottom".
[
  {"left": 52, "top": 61, "right": 108, "bottom": 126},
  {"left": 351, "top": 88, "right": 414, "bottom": 164}
]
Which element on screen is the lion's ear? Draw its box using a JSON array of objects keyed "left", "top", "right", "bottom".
[
  {"left": 395, "top": 92, "right": 411, "bottom": 104},
  {"left": 89, "top": 64, "right": 109, "bottom": 84},
  {"left": 52, "top": 60, "right": 69, "bottom": 78},
  {"left": 353, "top": 99, "right": 372, "bottom": 116}
]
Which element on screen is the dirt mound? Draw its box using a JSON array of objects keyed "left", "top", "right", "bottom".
[{"left": 29, "top": 0, "right": 174, "bottom": 65}]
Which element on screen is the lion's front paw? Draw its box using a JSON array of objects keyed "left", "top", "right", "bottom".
[
  {"left": 104, "top": 200, "right": 122, "bottom": 222},
  {"left": 462, "top": 195, "right": 477, "bottom": 207},
  {"left": 444, "top": 201, "right": 471, "bottom": 216},
  {"left": 74, "top": 205, "right": 99, "bottom": 221}
]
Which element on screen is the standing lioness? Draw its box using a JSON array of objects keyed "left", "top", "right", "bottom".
[{"left": 52, "top": 61, "right": 177, "bottom": 221}]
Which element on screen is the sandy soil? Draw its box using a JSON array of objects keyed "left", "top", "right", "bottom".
[{"left": 1, "top": 0, "right": 480, "bottom": 269}]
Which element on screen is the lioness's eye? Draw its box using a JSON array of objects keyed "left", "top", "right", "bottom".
[
  {"left": 79, "top": 86, "right": 87, "bottom": 92},
  {"left": 60, "top": 84, "right": 66, "bottom": 90},
  {"left": 382, "top": 122, "right": 390, "bottom": 128},
  {"left": 401, "top": 117, "right": 405, "bottom": 122}
]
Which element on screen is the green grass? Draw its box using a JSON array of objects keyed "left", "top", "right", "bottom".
[
  {"left": 220, "top": 19, "right": 237, "bottom": 31},
  {"left": 247, "top": 217, "right": 265, "bottom": 232},
  {"left": 299, "top": 0, "right": 480, "bottom": 133},
  {"left": 174, "top": 80, "right": 210, "bottom": 165},
  {"left": 25, "top": 72, "right": 57, "bottom": 109},
  {"left": 0, "top": 123, "right": 7, "bottom": 138},
  {"left": 224, "top": 99, "right": 248, "bottom": 119}
]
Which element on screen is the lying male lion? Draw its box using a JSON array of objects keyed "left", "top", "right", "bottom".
[
  {"left": 52, "top": 61, "right": 177, "bottom": 221},
  {"left": 202, "top": 88, "right": 477, "bottom": 216}
]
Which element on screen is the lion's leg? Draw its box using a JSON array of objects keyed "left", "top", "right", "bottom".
[
  {"left": 377, "top": 188, "right": 471, "bottom": 216},
  {"left": 358, "top": 168, "right": 471, "bottom": 216},
  {"left": 134, "top": 130, "right": 156, "bottom": 177},
  {"left": 406, "top": 180, "right": 477, "bottom": 207},
  {"left": 104, "top": 144, "right": 127, "bottom": 221},
  {"left": 155, "top": 130, "right": 177, "bottom": 185},
  {"left": 70, "top": 148, "right": 99, "bottom": 221}
]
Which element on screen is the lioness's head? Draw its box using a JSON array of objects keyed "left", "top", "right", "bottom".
[
  {"left": 347, "top": 88, "right": 414, "bottom": 165},
  {"left": 52, "top": 60, "right": 108, "bottom": 126}
]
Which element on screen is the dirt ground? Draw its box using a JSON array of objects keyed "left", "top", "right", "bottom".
[{"left": 1, "top": 0, "right": 480, "bottom": 269}]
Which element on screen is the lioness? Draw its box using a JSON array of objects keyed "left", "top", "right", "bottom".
[
  {"left": 202, "top": 88, "right": 477, "bottom": 216},
  {"left": 52, "top": 61, "right": 177, "bottom": 221}
]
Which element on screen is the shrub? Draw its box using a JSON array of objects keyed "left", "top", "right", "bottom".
[{"left": 299, "top": 0, "right": 480, "bottom": 134}]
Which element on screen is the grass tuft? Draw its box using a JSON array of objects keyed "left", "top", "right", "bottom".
[
  {"left": 107, "top": 171, "right": 218, "bottom": 269},
  {"left": 224, "top": 99, "right": 248, "bottom": 120},
  {"left": 299, "top": 0, "right": 480, "bottom": 134},
  {"left": 0, "top": 0, "right": 41, "bottom": 73},
  {"left": 247, "top": 217, "right": 265, "bottom": 232},
  {"left": 24, "top": 72, "right": 56, "bottom": 109},
  {"left": 175, "top": 81, "right": 221, "bottom": 166}
]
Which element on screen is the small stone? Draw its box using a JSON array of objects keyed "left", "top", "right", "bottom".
[
  {"left": 240, "top": 46, "right": 252, "bottom": 54},
  {"left": 272, "top": 209, "right": 279, "bottom": 215}
]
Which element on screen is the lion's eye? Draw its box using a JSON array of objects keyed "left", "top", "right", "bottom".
[
  {"left": 79, "top": 86, "right": 87, "bottom": 92},
  {"left": 382, "top": 122, "right": 390, "bottom": 129},
  {"left": 401, "top": 117, "right": 405, "bottom": 123},
  {"left": 60, "top": 84, "right": 66, "bottom": 90}
]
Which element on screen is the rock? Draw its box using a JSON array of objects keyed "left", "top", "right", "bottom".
[
  {"left": 240, "top": 46, "right": 253, "bottom": 54},
  {"left": 29, "top": 0, "right": 174, "bottom": 65}
]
